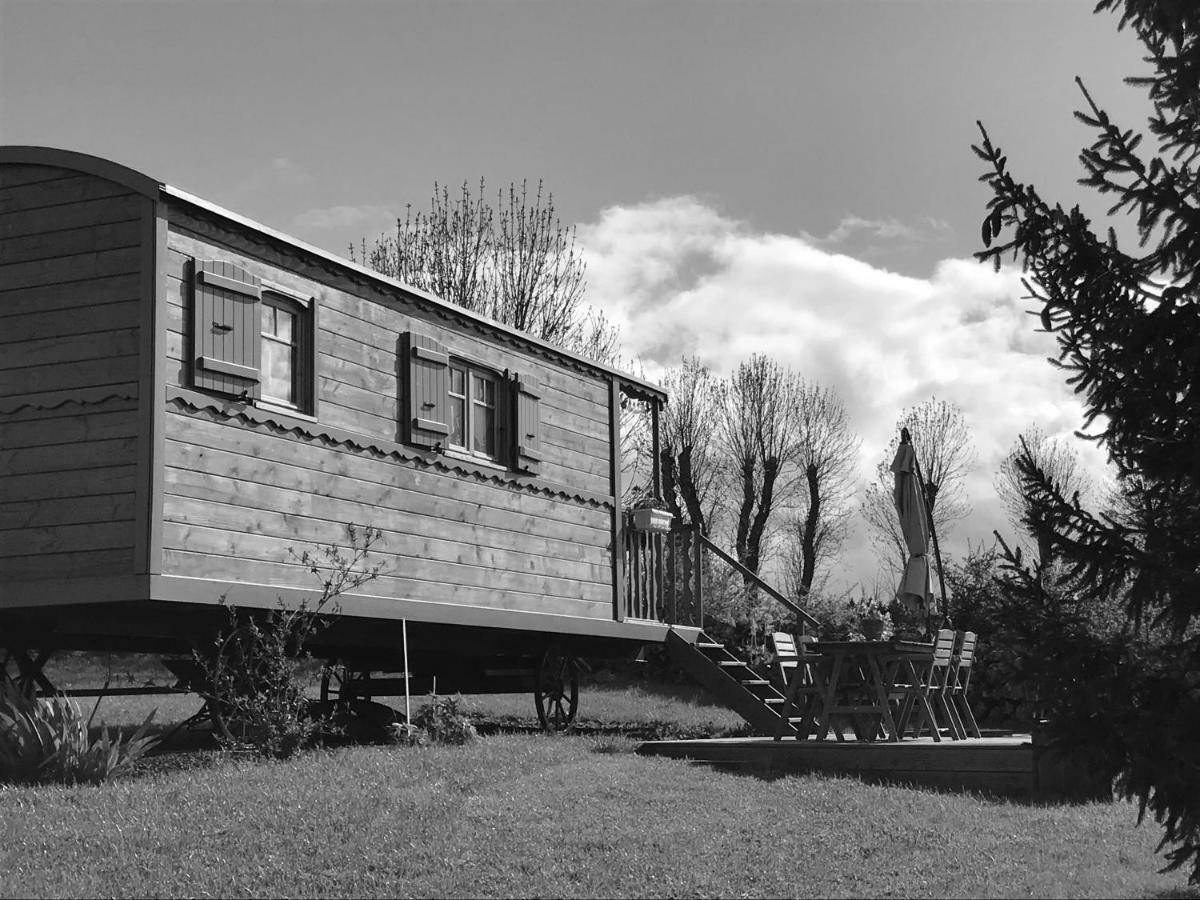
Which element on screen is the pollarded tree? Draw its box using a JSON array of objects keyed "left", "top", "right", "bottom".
[
  {"left": 355, "top": 179, "right": 620, "bottom": 363},
  {"left": 975, "top": 0, "right": 1200, "bottom": 882},
  {"left": 719, "top": 355, "right": 800, "bottom": 578},
  {"left": 784, "top": 382, "right": 860, "bottom": 594},
  {"left": 658, "top": 356, "right": 723, "bottom": 535}
]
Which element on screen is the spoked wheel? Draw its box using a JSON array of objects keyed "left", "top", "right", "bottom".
[
  {"left": 534, "top": 646, "right": 579, "bottom": 732},
  {"left": 319, "top": 661, "right": 370, "bottom": 706},
  {"left": 0, "top": 648, "right": 56, "bottom": 698}
]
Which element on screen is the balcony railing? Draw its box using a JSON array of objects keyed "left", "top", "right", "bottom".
[{"left": 622, "top": 520, "right": 820, "bottom": 631}]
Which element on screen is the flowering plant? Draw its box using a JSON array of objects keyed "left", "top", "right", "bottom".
[
  {"left": 846, "top": 592, "right": 894, "bottom": 641},
  {"left": 627, "top": 486, "right": 672, "bottom": 512}
]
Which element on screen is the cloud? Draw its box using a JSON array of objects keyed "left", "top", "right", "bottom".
[
  {"left": 579, "top": 196, "right": 1113, "bottom": 592},
  {"left": 807, "top": 214, "right": 953, "bottom": 247},
  {"left": 291, "top": 203, "right": 396, "bottom": 233}
]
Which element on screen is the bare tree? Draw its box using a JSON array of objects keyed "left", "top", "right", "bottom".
[
  {"left": 658, "top": 357, "right": 723, "bottom": 534},
  {"left": 354, "top": 179, "right": 619, "bottom": 363},
  {"left": 783, "top": 382, "right": 860, "bottom": 595},
  {"left": 995, "top": 425, "right": 1093, "bottom": 564},
  {"left": 863, "top": 397, "right": 977, "bottom": 578},
  {"left": 719, "top": 355, "right": 801, "bottom": 578}
]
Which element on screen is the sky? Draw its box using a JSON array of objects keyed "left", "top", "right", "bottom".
[{"left": 0, "top": 0, "right": 1158, "bottom": 597}]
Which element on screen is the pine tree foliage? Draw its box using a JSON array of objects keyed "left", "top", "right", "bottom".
[{"left": 975, "top": 0, "right": 1200, "bottom": 882}]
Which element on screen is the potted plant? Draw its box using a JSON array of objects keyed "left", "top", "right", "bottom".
[
  {"left": 629, "top": 496, "right": 675, "bottom": 533},
  {"left": 848, "top": 592, "right": 892, "bottom": 642}
]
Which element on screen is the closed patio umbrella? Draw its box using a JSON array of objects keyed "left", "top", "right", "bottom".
[{"left": 891, "top": 427, "right": 934, "bottom": 617}]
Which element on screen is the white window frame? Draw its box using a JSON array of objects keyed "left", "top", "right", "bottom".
[
  {"left": 256, "top": 279, "right": 315, "bottom": 418},
  {"left": 447, "top": 360, "right": 501, "bottom": 463}
]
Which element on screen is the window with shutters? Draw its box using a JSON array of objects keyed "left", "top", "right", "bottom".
[
  {"left": 403, "top": 330, "right": 541, "bottom": 476},
  {"left": 448, "top": 362, "right": 499, "bottom": 462},
  {"left": 192, "top": 261, "right": 316, "bottom": 415}
]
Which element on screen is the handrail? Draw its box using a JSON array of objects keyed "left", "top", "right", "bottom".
[{"left": 698, "top": 534, "right": 822, "bottom": 629}]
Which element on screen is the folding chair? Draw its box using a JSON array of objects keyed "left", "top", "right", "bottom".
[
  {"left": 770, "top": 631, "right": 799, "bottom": 692},
  {"left": 893, "top": 628, "right": 959, "bottom": 741},
  {"left": 771, "top": 632, "right": 826, "bottom": 740},
  {"left": 947, "top": 631, "right": 982, "bottom": 738}
]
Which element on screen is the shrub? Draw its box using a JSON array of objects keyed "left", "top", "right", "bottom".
[
  {"left": 202, "top": 611, "right": 321, "bottom": 758},
  {"left": 412, "top": 694, "right": 478, "bottom": 745},
  {"left": 0, "top": 679, "right": 159, "bottom": 785},
  {"left": 943, "top": 544, "right": 1133, "bottom": 730},
  {"left": 197, "top": 525, "right": 383, "bottom": 758}
]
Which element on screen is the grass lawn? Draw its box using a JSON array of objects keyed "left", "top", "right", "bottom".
[{"left": 1, "top": 655, "right": 1197, "bottom": 898}]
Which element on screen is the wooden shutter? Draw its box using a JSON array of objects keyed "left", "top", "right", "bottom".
[
  {"left": 513, "top": 372, "right": 542, "bottom": 475},
  {"left": 193, "top": 260, "right": 262, "bottom": 397},
  {"left": 404, "top": 331, "right": 450, "bottom": 449}
]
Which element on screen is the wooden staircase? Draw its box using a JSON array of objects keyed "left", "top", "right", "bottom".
[{"left": 666, "top": 629, "right": 799, "bottom": 737}]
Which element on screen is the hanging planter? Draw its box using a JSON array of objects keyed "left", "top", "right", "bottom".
[{"left": 631, "top": 507, "right": 674, "bottom": 533}]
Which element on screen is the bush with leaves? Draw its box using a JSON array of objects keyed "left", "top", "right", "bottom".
[
  {"left": 198, "top": 525, "right": 382, "bottom": 758},
  {"left": 0, "top": 679, "right": 159, "bottom": 785},
  {"left": 411, "top": 694, "right": 478, "bottom": 745},
  {"left": 943, "top": 544, "right": 1128, "bottom": 731}
]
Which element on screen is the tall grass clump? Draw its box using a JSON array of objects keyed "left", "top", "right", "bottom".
[{"left": 0, "top": 679, "right": 159, "bottom": 785}]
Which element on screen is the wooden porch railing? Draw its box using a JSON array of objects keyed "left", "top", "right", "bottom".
[
  {"left": 622, "top": 522, "right": 703, "bottom": 626},
  {"left": 621, "top": 522, "right": 821, "bottom": 631}
]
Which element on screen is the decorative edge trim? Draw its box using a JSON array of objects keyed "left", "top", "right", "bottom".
[
  {"left": 0, "top": 390, "right": 138, "bottom": 417},
  {"left": 166, "top": 387, "right": 615, "bottom": 509}
]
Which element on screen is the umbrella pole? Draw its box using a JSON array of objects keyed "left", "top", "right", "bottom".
[{"left": 911, "top": 449, "right": 948, "bottom": 628}]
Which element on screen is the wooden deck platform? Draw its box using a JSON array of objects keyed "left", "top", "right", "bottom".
[{"left": 636, "top": 735, "right": 1112, "bottom": 801}]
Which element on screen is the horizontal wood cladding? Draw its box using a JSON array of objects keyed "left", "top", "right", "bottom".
[
  {"left": 0, "top": 548, "right": 136, "bottom": 582},
  {"left": 162, "top": 231, "right": 613, "bottom": 497},
  {"left": 0, "top": 169, "right": 147, "bottom": 584},
  {"left": 161, "top": 406, "right": 614, "bottom": 617},
  {"left": 160, "top": 551, "right": 609, "bottom": 618},
  {"left": 0, "top": 409, "right": 139, "bottom": 579},
  {"left": 0, "top": 174, "right": 144, "bottom": 412}
]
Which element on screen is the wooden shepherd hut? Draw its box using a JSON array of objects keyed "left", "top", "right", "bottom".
[{"left": 1, "top": 147, "right": 749, "bottom": 725}]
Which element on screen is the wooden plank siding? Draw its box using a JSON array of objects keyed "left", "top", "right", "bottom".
[
  {"left": 0, "top": 166, "right": 146, "bottom": 583},
  {"left": 157, "top": 221, "right": 620, "bottom": 622},
  {"left": 161, "top": 235, "right": 613, "bottom": 496}
]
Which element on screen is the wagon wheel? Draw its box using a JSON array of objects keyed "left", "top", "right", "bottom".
[
  {"left": 534, "top": 647, "right": 579, "bottom": 732},
  {"left": 319, "top": 661, "right": 371, "bottom": 706},
  {"left": 1, "top": 648, "right": 56, "bottom": 698}
]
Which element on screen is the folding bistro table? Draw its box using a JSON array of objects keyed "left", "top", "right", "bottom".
[{"left": 782, "top": 639, "right": 935, "bottom": 742}]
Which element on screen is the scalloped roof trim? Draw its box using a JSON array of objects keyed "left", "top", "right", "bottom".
[{"left": 0, "top": 391, "right": 138, "bottom": 416}]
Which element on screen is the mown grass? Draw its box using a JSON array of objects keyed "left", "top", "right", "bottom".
[
  {"left": 2, "top": 654, "right": 1196, "bottom": 898},
  {"left": 1, "top": 736, "right": 1195, "bottom": 898}
]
